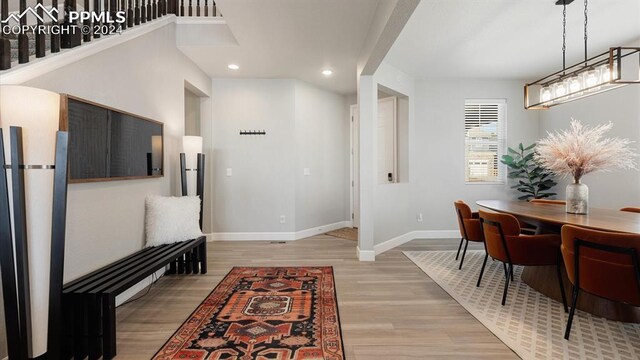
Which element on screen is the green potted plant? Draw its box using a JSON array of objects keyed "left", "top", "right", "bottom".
[{"left": 501, "top": 143, "right": 557, "bottom": 201}]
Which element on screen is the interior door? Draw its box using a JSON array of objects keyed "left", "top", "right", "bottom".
[
  {"left": 350, "top": 105, "right": 360, "bottom": 228},
  {"left": 377, "top": 97, "right": 397, "bottom": 184}
]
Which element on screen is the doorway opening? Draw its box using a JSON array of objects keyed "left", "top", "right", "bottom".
[{"left": 377, "top": 85, "right": 409, "bottom": 184}]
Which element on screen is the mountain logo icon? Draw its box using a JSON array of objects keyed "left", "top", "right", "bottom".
[{"left": 1, "top": 4, "right": 60, "bottom": 24}]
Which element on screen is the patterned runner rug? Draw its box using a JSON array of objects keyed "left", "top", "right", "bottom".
[
  {"left": 153, "top": 267, "right": 344, "bottom": 360},
  {"left": 404, "top": 250, "right": 640, "bottom": 360}
]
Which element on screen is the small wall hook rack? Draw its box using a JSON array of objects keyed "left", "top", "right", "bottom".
[{"left": 239, "top": 130, "right": 266, "bottom": 136}]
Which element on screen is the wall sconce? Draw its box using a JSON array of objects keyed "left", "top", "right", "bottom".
[
  {"left": 172, "top": 136, "right": 206, "bottom": 276},
  {"left": 180, "top": 136, "right": 205, "bottom": 227},
  {"left": 0, "top": 86, "right": 70, "bottom": 359},
  {"left": 147, "top": 135, "right": 163, "bottom": 176}
]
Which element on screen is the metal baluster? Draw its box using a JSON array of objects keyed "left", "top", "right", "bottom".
[
  {"left": 103, "top": 0, "right": 109, "bottom": 29},
  {"left": 134, "top": 0, "right": 141, "bottom": 24},
  {"left": 120, "top": 0, "right": 127, "bottom": 30},
  {"left": 127, "top": 0, "right": 134, "bottom": 27},
  {"left": 51, "top": 0, "right": 61, "bottom": 51},
  {"left": 61, "top": 0, "right": 82, "bottom": 48},
  {"left": 35, "top": 0, "right": 46, "bottom": 57},
  {"left": 83, "top": 0, "right": 92, "bottom": 42},
  {"left": 18, "top": 0, "right": 29, "bottom": 63},
  {"left": 93, "top": 0, "right": 101, "bottom": 38},
  {"left": 109, "top": 0, "right": 116, "bottom": 28},
  {"left": 0, "top": 0, "right": 11, "bottom": 69},
  {"left": 140, "top": 0, "right": 146, "bottom": 23},
  {"left": 146, "top": 0, "right": 152, "bottom": 21}
]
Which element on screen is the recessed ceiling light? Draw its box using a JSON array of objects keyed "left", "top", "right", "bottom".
[
  {"left": 322, "top": 69, "right": 333, "bottom": 76},
  {"left": 228, "top": 64, "right": 240, "bottom": 70}
]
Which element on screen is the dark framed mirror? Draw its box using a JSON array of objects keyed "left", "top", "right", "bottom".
[{"left": 59, "top": 95, "right": 164, "bottom": 183}]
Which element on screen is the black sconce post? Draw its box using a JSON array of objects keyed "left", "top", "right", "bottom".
[
  {"left": 0, "top": 126, "right": 70, "bottom": 360},
  {"left": 174, "top": 151, "right": 205, "bottom": 275}
]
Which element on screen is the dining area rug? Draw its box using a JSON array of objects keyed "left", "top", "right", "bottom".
[
  {"left": 405, "top": 250, "right": 640, "bottom": 360},
  {"left": 153, "top": 266, "right": 344, "bottom": 360}
]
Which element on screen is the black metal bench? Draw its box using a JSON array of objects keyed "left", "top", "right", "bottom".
[{"left": 61, "top": 236, "right": 207, "bottom": 360}]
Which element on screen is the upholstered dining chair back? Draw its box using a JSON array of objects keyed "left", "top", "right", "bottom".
[
  {"left": 530, "top": 199, "right": 566, "bottom": 205},
  {"left": 561, "top": 225, "right": 640, "bottom": 306},
  {"left": 620, "top": 207, "right": 640, "bottom": 213},
  {"left": 453, "top": 201, "right": 482, "bottom": 242},
  {"left": 478, "top": 210, "right": 520, "bottom": 263}
]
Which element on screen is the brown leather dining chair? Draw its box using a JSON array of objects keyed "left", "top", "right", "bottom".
[
  {"left": 478, "top": 210, "right": 568, "bottom": 310},
  {"left": 530, "top": 199, "right": 566, "bottom": 205},
  {"left": 620, "top": 207, "right": 640, "bottom": 213},
  {"left": 560, "top": 225, "right": 640, "bottom": 340},
  {"left": 453, "top": 201, "right": 484, "bottom": 270}
]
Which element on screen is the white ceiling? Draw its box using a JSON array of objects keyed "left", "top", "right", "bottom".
[
  {"left": 385, "top": 0, "right": 640, "bottom": 80},
  {"left": 180, "top": 0, "right": 380, "bottom": 94}
]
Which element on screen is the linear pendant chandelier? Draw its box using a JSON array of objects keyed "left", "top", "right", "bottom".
[{"left": 524, "top": 0, "right": 640, "bottom": 110}]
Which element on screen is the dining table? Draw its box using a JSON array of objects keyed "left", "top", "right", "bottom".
[{"left": 476, "top": 199, "right": 640, "bottom": 323}]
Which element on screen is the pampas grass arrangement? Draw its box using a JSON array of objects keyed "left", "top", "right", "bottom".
[
  {"left": 535, "top": 119, "right": 637, "bottom": 214},
  {"left": 535, "top": 119, "right": 637, "bottom": 183}
]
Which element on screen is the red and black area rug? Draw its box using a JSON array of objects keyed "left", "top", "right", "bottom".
[{"left": 153, "top": 266, "right": 345, "bottom": 360}]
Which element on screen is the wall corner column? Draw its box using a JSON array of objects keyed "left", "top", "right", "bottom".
[{"left": 357, "top": 75, "right": 376, "bottom": 261}]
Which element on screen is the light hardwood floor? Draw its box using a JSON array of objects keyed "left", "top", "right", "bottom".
[{"left": 115, "top": 236, "right": 518, "bottom": 359}]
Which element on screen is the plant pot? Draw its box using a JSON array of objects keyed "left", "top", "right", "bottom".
[{"left": 566, "top": 181, "right": 588, "bottom": 214}]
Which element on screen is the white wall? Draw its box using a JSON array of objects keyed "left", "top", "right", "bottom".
[
  {"left": 210, "top": 79, "right": 297, "bottom": 233},
  {"left": 209, "top": 79, "right": 350, "bottom": 235},
  {"left": 357, "top": 62, "right": 416, "bottom": 260},
  {"left": 413, "top": 78, "right": 540, "bottom": 232},
  {"left": 358, "top": 74, "right": 541, "bottom": 257},
  {"left": 371, "top": 63, "right": 415, "bottom": 245},
  {"left": 539, "top": 85, "right": 640, "bottom": 209},
  {"left": 294, "top": 81, "right": 349, "bottom": 231},
  {"left": 184, "top": 89, "right": 202, "bottom": 136},
  {"left": 20, "top": 23, "right": 211, "bottom": 357}
]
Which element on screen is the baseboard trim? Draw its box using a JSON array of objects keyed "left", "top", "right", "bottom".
[
  {"left": 413, "top": 230, "right": 459, "bottom": 240},
  {"left": 294, "top": 221, "right": 351, "bottom": 239},
  {"left": 207, "top": 221, "right": 351, "bottom": 241},
  {"left": 357, "top": 246, "right": 375, "bottom": 261},
  {"left": 374, "top": 231, "right": 416, "bottom": 255},
  {"left": 374, "top": 230, "right": 458, "bottom": 256}
]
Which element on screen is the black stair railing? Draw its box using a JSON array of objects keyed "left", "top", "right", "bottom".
[
  {"left": 18, "top": 0, "right": 29, "bottom": 63},
  {"left": 0, "top": 0, "right": 221, "bottom": 71},
  {"left": 36, "top": 0, "right": 47, "bottom": 57},
  {"left": 83, "top": 0, "right": 92, "bottom": 42},
  {"left": 0, "top": 0, "right": 9, "bottom": 69}
]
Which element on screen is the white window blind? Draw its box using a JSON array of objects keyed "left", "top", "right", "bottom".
[{"left": 464, "top": 99, "right": 506, "bottom": 183}]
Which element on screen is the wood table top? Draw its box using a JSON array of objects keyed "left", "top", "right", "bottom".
[{"left": 476, "top": 200, "right": 640, "bottom": 234}]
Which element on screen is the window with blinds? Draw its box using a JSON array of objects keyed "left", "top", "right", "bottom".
[{"left": 464, "top": 99, "right": 506, "bottom": 183}]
